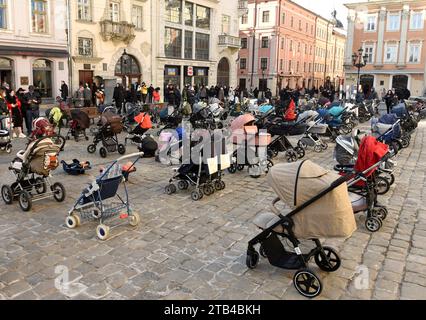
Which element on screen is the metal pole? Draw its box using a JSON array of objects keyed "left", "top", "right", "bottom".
[{"left": 66, "top": 0, "right": 73, "bottom": 92}]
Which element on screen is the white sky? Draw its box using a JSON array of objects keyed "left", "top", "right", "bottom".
[{"left": 293, "top": 0, "right": 367, "bottom": 29}]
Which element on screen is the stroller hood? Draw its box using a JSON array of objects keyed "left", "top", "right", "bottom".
[
  {"left": 354, "top": 136, "right": 388, "bottom": 176},
  {"left": 71, "top": 109, "right": 91, "bottom": 129},
  {"left": 230, "top": 114, "right": 256, "bottom": 132},
  {"left": 298, "top": 110, "right": 318, "bottom": 122},
  {"left": 329, "top": 106, "right": 344, "bottom": 118},
  {"left": 267, "top": 160, "right": 356, "bottom": 239},
  {"left": 335, "top": 136, "right": 356, "bottom": 155},
  {"left": 23, "top": 138, "right": 60, "bottom": 176},
  {"left": 259, "top": 105, "right": 274, "bottom": 114},
  {"left": 378, "top": 114, "right": 398, "bottom": 124}
]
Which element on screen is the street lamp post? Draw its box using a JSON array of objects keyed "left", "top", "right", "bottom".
[
  {"left": 352, "top": 48, "right": 369, "bottom": 94},
  {"left": 261, "top": 65, "right": 266, "bottom": 99}
]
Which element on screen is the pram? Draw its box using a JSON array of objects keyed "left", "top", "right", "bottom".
[
  {"left": 317, "top": 106, "right": 352, "bottom": 141},
  {"left": 334, "top": 136, "right": 392, "bottom": 232},
  {"left": 228, "top": 114, "right": 273, "bottom": 178},
  {"left": 66, "top": 152, "right": 144, "bottom": 240},
  {"left": 1, "top": 137, "right": 66, "bottom": 211},
  {"left": 65, "top": 109, "right": 90, "bottom": 142},
  {"left": 87, "top": 110, "right": 126, "bottom": 158},
  {"left": 124, "top": 111, "right": 153, "bottom": 146},
  {"left": 248, "top": 160, "right": 356, "bottom": 298},
  {"left": 165, "top": 133, "right": 231, "bottom": 201},
  {"left": 156, "top": 127, "right": 184, "bottom": 165},
  {"left": 371, "top": 114, "right": 405, "bottom": 151},
  {"left": 0, "top": 115, "right": 12, "bottom": 154},
  {"left": 30, "top": 117, "right": 66, "bottom": 151},
  {"left": 158, "top": 105, "right": 183, "bottom": 135},
  {"left": 297, "top": 116, "right": 329, "bottom": 153},
  {"left": 190, "top": 102, "right": 218, "bottom": 130}
]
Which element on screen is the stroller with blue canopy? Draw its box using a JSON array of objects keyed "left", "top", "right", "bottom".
[
  {"left": 317, "top": 106, "right": 352, "bottom": 140},
  {"left": 66, "top": 152, "right": 144, "bottom": 240},
  {"left": 371, "top": 114, "right": 406, "bottom": 150}
]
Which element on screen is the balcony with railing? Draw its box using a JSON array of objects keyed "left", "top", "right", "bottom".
[
  {"left": 100, "top": 20, "right": 136, "bottom": 44},
  {"left": 238, "top": 0, "right": 249, "bottom": 17},
  {"left": 218, "top": 35, "right": 241, "bottom": 49}
]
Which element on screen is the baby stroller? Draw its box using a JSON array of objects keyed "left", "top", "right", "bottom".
[
  {"left": 66, "top": 152, "right": 144, "bottom": 240},
  {"left": 371, "top": 115, "right": 405, "bottom": 151},
  {"left": 228, "top": 114, "right": 273, "bottom": 178},
  {"left": 297, "top": 116, "right": 329, "bottom": 153},
  {"left": 87, "top": 111, "right": 126, "bottom": 158},
  {"left": 0, "top": 115, "right": 12, "bottom": 154},
  {"left": 334, "top": 136, "right": 391, "bottom": 232},
  {"left": 158, "top": 106, "right": 183, "bottom": 135},
  {"left": 156, "top": 127, "right": 184, "bottom": 165},
  {"left": 317, "top": 106, "right": 352, "bottom": 141},
  {"left": 248, "top": 160, "right": 357, "bottom": 298},
  {"left": 165, "top": 133, "right": 231, "bottom": 201},
  {"left": 30, "top": 117, "right": 66, "bottom": 151},
  {"left": 65, "top": 109, "right": 90, "bottom": 142},
  {"left": 1, "top": 137, "right": 66, "bottom": 211},
  {"left": 190, "top": 102, "right": 217, "bottom": 130}
]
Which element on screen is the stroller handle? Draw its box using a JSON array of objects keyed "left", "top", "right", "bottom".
[{"left": 117, "top": 152, "right": 145, "bottom": 162}]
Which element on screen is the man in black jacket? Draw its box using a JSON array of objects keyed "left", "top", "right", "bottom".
[
  {"left": 60, "top": 81, "right": 69, "bottom": 102},
  {"left": 23, "top": 85, "right": 41, "bottom": 135},
  {"left": 113, "top": 83, "right": 125, "bottom": 114}
]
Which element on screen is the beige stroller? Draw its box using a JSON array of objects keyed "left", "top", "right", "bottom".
[
  {"left": 248, "top": 160, "right": 356, "bottom": 298},
  {"left": 1, "top": 137, "right": 66, "bottom": 211}
]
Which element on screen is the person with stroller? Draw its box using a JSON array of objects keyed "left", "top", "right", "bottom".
[
  {"left": 6, "top": 90, "right": 26, "bottom": 138},
  {"left": 23, "top": 85, "right": 41, "bottom": 135}
]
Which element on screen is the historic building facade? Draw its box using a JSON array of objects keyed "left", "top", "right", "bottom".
[
  {"left": 344, "top": 0, "right": 426, "bottom": 96},
  {"left": 238, "top": 0, "right": 346, "bottom": 95},
  {"left": 0, "top": 0, "right": 69, "bottom": 102}
]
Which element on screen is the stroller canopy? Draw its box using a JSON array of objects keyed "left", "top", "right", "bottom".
[
  {"left": 71, "top": 109, "right": 90, "bottom": 129},
  {"left": 23, "top": 138, "right": 60, "bottom": 176},
  {"left": 298, "top": 110, "right": 318, "bottom": 123},
  {"left": 379, "top": 113, "right": 398, "bottom": 124},
  {"left": 329, "top": 106, "right": 344, "bottom": 118},
  {"left": 354, "top": 136, "right": 388, "bottom": 176},
  {"left": 230, "top": 114, "right": 256, "bottom": 132},
  {"left": 101, "top": 111, "right": 123, "bottom": 133},
  {"left": 259, "top": 105, "right": 274, "bottom": 114},
  {"left": 267, "top": 160, "right": 356, "bottom": 239}
]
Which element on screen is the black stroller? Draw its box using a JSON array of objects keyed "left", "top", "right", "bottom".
[
  {"left": 165, "top": 133, "right": 231, "bottom": 201},
  {"left": 248, "top": 160, "right": 357, "bottom": 298},
  {"left": 87, "top": 111, "right": 126, "bottom": 158},
  {"left": 65, "top": 109, "right": 90, "bottom": 141}
]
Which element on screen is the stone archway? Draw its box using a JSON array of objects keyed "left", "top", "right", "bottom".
[{"left": 217, "top": 57, "right": 230, "bottom": 87}]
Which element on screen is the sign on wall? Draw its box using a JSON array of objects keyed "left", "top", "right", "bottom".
[{"left": 20, "top": 77, "right": 29, "bottom": 85}]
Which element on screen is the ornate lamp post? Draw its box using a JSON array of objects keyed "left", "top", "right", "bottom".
[{"left": 352, "top": 48, "right": 369, "bottom": 94}]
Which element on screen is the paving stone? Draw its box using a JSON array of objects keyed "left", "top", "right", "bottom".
[{"left": 401, "top": 283, "right": 426, "bottom": 299}]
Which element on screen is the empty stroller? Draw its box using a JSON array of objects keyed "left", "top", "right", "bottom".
[
  {"left": 65, "top": 109, "right": 90, "bottom": 141},
  {"left": 371, "top": 114, "right": 404, "bottom": 151},
  {"left": 228, "top": 114, "right": 273, "bottom": 178},
  {"left": 297, "top": 117, "right": 329, "bottom": 153},
  {"left": 156, "top": 127, "right": 184, "bottom": 165},
  {"left": 0, "top": 115, "right": 12, "bottom": 154},
  {"left": 87, "top": 111, "right": 126, "bottom": 158},
  {"left": 248, "top": 160, "right": 356, "bottom": 298},
  {"left": 1, "top": 137, "right": 66, "bottom": 211},
  {"left": 334, "top": 136, "right": 391, "bottom": 232},
  {"left": 165, "top": 133, "right": 231, "bottom": 201},
  {"left": 66, "top": 152, "right": 144, "bottom": 240}
]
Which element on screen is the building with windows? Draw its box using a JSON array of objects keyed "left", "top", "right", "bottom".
[
  {"left": 344, "top": 0, "right": 426, "bottom": 96},
  {"left": 69, "top": 0, "right": 152, "bottom": 95},
  {"left": 0, "top": 0, "right": 68, "bottom": 102},
  {"left": 238, "top": 0, "right": 346, "bottom": 95},
  {"left": 150, "top": 0, "right": 242, "bottom": 94}
]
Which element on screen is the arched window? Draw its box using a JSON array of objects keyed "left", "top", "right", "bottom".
[
  {"left": 217, "top": 57, "right": 230, "bottom": 87},
  {"left": 33, "top": 59, "right": 52, "bottom": 98},
  {"left": 115, "top": 54, "right": 141, "bottom": 88}
]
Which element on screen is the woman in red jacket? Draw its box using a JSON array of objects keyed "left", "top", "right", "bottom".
[{"left": 6, "top": 90, "right": 26, "bottom": 138}]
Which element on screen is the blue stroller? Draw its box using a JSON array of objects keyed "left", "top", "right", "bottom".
[
  {"left": 372, "top": 115, "right": 403, "bottom": 151},
  {"left": 65, "top": 152, "right": 144, "bottom": 240}
]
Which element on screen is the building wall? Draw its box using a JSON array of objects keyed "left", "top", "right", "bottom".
[
  {"left": 0, "top": 0, "right": 68, "bottom": 101},
  {"left": 69, "top": 0, "right": 152, "bottom": 93},
  {"left": 345, "top": 0, "right": 426, "bottom": 97}
]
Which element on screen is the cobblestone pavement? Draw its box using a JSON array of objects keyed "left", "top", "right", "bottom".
[{"left": 1, "top": 120, "right": 426, "bottom": 300}]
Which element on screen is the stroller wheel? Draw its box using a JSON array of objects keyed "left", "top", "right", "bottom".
[
  {"left": 34, "top": 178, "right": 47, "bottom": 194},
  {"left": 237, "top": 164, "right": 245, "bottom": 171},
  {"left": 118, "top": 144, "right": 126, "bottom": 155},
  {"left": 6, "top": 144, "right": 12, "bottom": 154},
  {"left": 246, "top": 251, "right": 259, "bottom": 269},
  {"left": 214, "top": 180, "right": 223, "bottom": 191},
  {"left": 191, "top": 189, "right": 203, "bottom": 201},
  {"left": 19, "top": 191, "right": 32, "bottom": 212},
  {"left": 165, "top": 184, "right": 177, "bottom": 195},
  {"left": 314, "top": 246, "right": 341, "bottom": 272},
  {"left": 87, "top": 144, "right": 96, "bottom": 154},
  {"left": 375, "top": 176, "right": 390, "bottom": 195},
  {"left": 129, "top": 212, "right": 141, "bottom": 227},
  {"left": 313, "top": 145, "right": 323, "bottom": 153},
  {"left": 380, "top": 172, "right": 395, "bottom": 186},
  {"left": 365, "top": 217, "right": 382, "bottom": 232},
  {"left": 203, "top": 184, "right": 215, "bottom": 196},
  {"left": 249, "top": 165, "right": 262, "bottom": 179},
  {"left": 293, "top": 269, "right": 323, "bottom": 298},
  {"left": 96, "top": 224, "right": 110, "bottom": 241},
  {"left": 295, "top": 147, "right": 305, "bottom": 159},
  {"left": 99, "top": 147, "right": 108, "bottom": 158},
  {"left": 1, "top": 185, "right": 14, "bottom": 205},
  {"left": 177, "top": 180, "right": 189, "bottom": 190},
  {"left": 52, "top": 183, "right": 66, "bottom": 202},
  {"left": 259, "top": 245, "right": 267, "bottom": 258},
  {"left": 228, "top": 164, "right": 237, "bottom": 174},
  {"left": 372, "top": 207, "right": 388, "bottom": 221},
  {"left": 219, "top": 180, "right": 226, "bottom": 190},
  {"left": 321, "top": 142, "right": 328, "bottom": 151},
  {"left": 401, "top": 137, "right": 410, "bottom": 149},
  {"left": 66, "top": 214, "right": 81, "bottom": 229},
  {"left": 285, "top": 150, "right": 298, "bottom": 163},
  {"left": 298, "top": 140, "right": 307, "bottom": 150}
]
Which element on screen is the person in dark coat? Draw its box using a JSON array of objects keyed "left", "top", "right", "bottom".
[
  {"left": 253, "top": 87, "right": 259, "bottom": 99},
  {"left": 265, "top": 88, "right": 272, "bottom": 101},
  {"left": 60, "top": 81, "right": 69, "bottom": 102},
  {"left": 23, "top": 85, "right": 41, "bottom": 135},
  {"left": 148, "top": 84, "right": 154, "bottom": 103},
  {"left": 384, "top": 90, "right": 395, "bottom": 114},
  {"left": 113, "top": 83, "right": 126, "bottom": 114},
  {"left": 91, "top": 82, "right": 98, "bottom": 106},
  {"left": 167, "top": 84, "right": 176, "bottom": 106}
]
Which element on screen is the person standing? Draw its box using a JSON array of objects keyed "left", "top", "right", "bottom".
[
  {"left": 384, "top": 90, "right": 394, "bottom": 114},
  {"left": 23, "top": 85, "right": 41, "bottom": 135},
  {"left": 60, "top": 81, "right": 69, "bottom": 102},
  {"left": 92, "top": 82, "right": 98, "bottom": 106},
  {"left": 253, "top": 87, "right": 259, "bottom": 99},
  {"left": 218, "top": 86, "right": 225, "bottom": 102},
  {"left": 141, "top": 82, "right": 148, "bottom": 103},
  {"left": 199, "top": 85, "right": 208, "bottom": 101},
  {"left": 113, "top": 83, "right": 125, "bottom": 114},
  {"left": 6, "top": 90, "right": 26, "bottom": 138},
  {"left": 153, "top": 87, "right": 161, "bottom": 103},
  {"left": 148, "top": 84, "right": 154, "bottom": 103},
  {"left": 83, "top": 83, "right": 92, "bottom": 107},
  {"left": 0, "top": 87, "right": 8, "bottom": 117}
]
